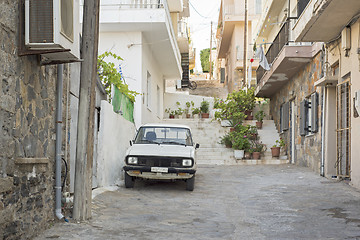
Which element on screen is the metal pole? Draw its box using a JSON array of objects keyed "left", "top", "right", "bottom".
[
  {"left": 243, "top": 0, "right": 248, "bottom": 88},
  {"left": 209, "top": 21, "right": 213, "bottom": 80}
]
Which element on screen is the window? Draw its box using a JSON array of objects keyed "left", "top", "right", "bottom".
[
  {"left": 146, "top": 71, "right": 151, "bottom": 109},
  {"left": 280, "top": 102, "right": 289, "bottom": 132},
  {"left": 300, "top": 92, "right": 319, "bottom": 136},
  {"left": 256, "top": 0, "right": 262, "bottom": 14}
]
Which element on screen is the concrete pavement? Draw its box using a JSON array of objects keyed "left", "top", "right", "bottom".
[{"left": 34, "top": 165, "right": 360, "bottom": 239}]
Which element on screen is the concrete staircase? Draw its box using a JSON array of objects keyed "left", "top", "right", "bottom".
[{"left": 162, "top": 118, "right": 288, "bottom": 165}]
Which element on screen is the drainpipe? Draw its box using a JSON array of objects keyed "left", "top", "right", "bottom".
[
  {"left": 55, "top": 64, "right": 65, "bottom": 220},
  {"left": 320, "top": 44, "right": 327, "bottom": 177},
  {"left": 321, "top": 86, "right": 326, "bottom": 177}
]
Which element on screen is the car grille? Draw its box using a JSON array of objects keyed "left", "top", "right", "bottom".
[{"left": 136, "top": 156, "right": 192, "bottom": 168}]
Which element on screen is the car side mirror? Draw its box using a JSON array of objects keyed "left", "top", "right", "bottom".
[
  {"left": 129, "top": 140, "right": 133, "bottom": 146},
  {"left": 195, "top": 143, "right": 200, "bottom": 149}
]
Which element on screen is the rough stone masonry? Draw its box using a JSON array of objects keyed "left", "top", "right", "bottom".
[{"left": 0, "top": 1, "right": 70, "bottom": 239}]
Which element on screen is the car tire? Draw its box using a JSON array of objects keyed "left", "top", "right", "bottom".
[
  {"left": 124, "top": 172, "right": 135, "bottom": 188},
  {"left": 186, "top": 176, "right": 195, "bottom": 191}
]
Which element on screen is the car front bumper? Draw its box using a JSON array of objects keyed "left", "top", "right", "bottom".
[{"left": 123, "top": 166, "right": 196, "bottom": 180}]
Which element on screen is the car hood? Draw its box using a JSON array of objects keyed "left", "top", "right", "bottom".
[{"left": 126, "top": 144, "right": 195, "bottom": 158}]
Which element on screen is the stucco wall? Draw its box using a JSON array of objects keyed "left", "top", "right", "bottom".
[
  {"left": 96, "top": 100, "right": 136, "bottom": 187},
  {"left": 141, "top": 33, "right": 165, "bottom": 125},
  {"left": 99, "top": 32, "right": 143, "bottom": 128}
]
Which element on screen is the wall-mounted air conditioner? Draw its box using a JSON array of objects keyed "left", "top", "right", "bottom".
[{"left": 25, "top": 0, "right": 80, "bottom": 61}]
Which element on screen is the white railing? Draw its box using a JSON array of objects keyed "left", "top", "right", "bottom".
[{"left": 100, "top": 0, "right": 164, "bottom": 9}]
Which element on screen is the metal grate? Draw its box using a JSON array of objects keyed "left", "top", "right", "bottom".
[
  {"left": 29, "top": 0, "right": 54, "bottom": 43},
  {"left": 137, "top": 156, "right": 192, "bottom": 168},
  {"left": 336, "top": 80, "right": 351, "bottom": 178}
]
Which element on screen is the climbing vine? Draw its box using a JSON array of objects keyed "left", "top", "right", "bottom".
[{"left": 97, "top": 51, "right": 139, "bottom": 103}]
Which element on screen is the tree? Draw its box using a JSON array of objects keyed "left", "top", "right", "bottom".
[{"left": 200, "top": 48, "right": 210, "bottom": 72}]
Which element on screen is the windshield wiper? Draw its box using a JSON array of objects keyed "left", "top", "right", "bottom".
[{"left": 161, "top": 141, "right": 186, "bottom": 146}]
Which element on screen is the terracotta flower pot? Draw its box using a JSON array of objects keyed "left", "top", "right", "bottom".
[
  {"left": 186, "top": 114, "right": 191, "bottom": 118},
  {"left": 252, "top": 152, "right": 261, "bottom": 159},
  {"left": 271, "top": 147, "right": 280, "bottom": 157},
  {"left": 244, "top": 152, "right": 251, "bottom": 159},
  {"left": 256, "top": 121, "right": 263, "bottom": 129},
  {"left": 169, "top": 115, "right": 175, "bottom": 119},
  {"left": 201, "top": 113, "right": 209, "bottom": 118}
]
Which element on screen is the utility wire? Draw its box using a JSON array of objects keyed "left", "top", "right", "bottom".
[{"left": 189, "top": 1, "right": 211, "bottom": 19}]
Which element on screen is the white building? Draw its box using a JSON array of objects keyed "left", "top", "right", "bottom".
[{"left": 99, "top": 0, "right": 189, "bottom": 128}]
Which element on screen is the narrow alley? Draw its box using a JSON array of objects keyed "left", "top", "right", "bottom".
[{"left": 35, "top": 164, "right": 360, "bottom": 240}]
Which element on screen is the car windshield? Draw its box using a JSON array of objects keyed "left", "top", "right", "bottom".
[{"left": 134, "top": 127, "right": 193, "bottom": 146}]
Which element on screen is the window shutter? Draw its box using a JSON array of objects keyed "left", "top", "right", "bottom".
[
  {"left": 282, "top": 102, "right": 290, "bottom": 131},
  {"left": 300, "top": 100, "right": 307, "bottom": 136},
  {"left": 311, "top": 92, "right": 319, "bottom": 133}
]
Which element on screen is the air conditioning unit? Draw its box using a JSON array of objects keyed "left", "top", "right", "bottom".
[{"left": 25, "top": 0, "right": 80, "bottom": 61}]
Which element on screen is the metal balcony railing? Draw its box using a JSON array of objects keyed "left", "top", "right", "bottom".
[
  {"left": 256, "top": 22, "right": 289, "bottom": 84},
  {"left": 297, "top": 0, "right": 311, "bottom": 18}
]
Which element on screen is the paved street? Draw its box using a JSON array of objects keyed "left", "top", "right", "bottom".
[{"left": 35, "top": 165, "right": 360, "bottom": 240}]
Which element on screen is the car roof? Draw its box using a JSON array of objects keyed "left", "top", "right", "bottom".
[{"left": 140, "top": 123, "right": 191, "bottom": 130}]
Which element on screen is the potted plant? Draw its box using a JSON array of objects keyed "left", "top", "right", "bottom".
[
  {"left": 246, "top": 125, "right": 258, "bottom": 140},
  {"left": 185, "top": 101, "right": 194, "bottom": 118},
  {"left": 165, "top": 108, "right": 175, "bottom": 119},
  {"left": 200, "top": 99, "right": 210, "bottom": 118},
  {"left": 231, "top": 131, "right": 250, "bottom": 159},
  {"left": 255, "top": 110, "right": 266, "bottom": 129},
  {"left": 252, "top": 141, "right": 267, "bottom": 160},
  {"left": 175, "top": 108, "right": 184, "bottom": 119},
  {"left": 219, "top": 134, "right": 232, "bottom": 148},
  {"left": 192, "top": 107, "right": 201, "bottom": 119},
  {"left": 271, "top": 138, "right": 285, "bottom": 157}
]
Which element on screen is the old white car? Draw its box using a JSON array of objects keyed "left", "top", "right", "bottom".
[{"left": 123, "top": 123, "right": 199, "bottom": 191}]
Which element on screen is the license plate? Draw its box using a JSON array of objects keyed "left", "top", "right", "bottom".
[{"left": 151, "top": 167, "right": 168, "bottom": 173}]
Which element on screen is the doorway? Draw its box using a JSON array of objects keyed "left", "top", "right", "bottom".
[{"left": 336, "top": 77, "right": 351, "bottom": 178}]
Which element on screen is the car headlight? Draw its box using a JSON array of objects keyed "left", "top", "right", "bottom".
[
  {"left": 128, "top": 157, "right": 138, "bottom": 165},
  {"left": 182, "top": 159, "right": 192, "bottom": 167}
]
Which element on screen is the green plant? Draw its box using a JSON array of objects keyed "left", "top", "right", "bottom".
[
  {"left": 165, "top": 108, "right": 176, "bottom": 117},
  {"left": 273, "top": 138, "right": 285, "bottom": 148},
  {"left": 192, "top": 107, "right": 201, "bottom": 115},
  {"left": 175, "top": 108, "right": 183, "bottom": 116},
  {"left": 219, "top": 134, "right": 232, "bottom": 147},
  {"left": 185, "top": 101, "right": 194, "bottom": 114},
  {"left": 97, "top": 51, "right": 139, "bottom": 103},
  {"left": 213, "top": 89, "right": 255, "bottom": 127},
  {"left": 213, "top": 97, "right": 222, "bottom": 109},
  {"left": 200, "top": 99, "right": 210, "bottom": 114},
  {"left": 255, "top": 110, "right": 266, "bottom": 123},
  {"left": 252, "top": 141, "right": 267, "bottom": 153},
  {"left": 230, "top": 131, "right": 251, "bottom": 150}
]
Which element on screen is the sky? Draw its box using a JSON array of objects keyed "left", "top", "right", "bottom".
[{"left": 187, "top": 0, "right": 221, "bottom": 72}]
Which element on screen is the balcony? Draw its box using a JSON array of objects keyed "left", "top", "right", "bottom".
[
  {"left": 293, "top": 0, "right": 360, "bottom": 42},
  {"left": 177, "top": 20, "right": 189, "bottom": 53},
  {"left": 255, "top": 22, "right": 317, "bottom": 97},
  {"left": 99, "top": 0, "right": 182, "bottom": 79}
]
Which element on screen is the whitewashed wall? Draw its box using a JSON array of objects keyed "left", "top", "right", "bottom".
[
  {"left": 164, "top": 93, "right": 215, "bottom": 117},
  {"left": 96, "top": 100, "right": 136, "bottom": 187},
  {"left": 99, "top": 32, "right": 143, "bottom": 128}
]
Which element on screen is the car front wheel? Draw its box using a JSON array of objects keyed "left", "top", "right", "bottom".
[
  {"left": 124, "top": 172, "right": 135, "bottom": 188},
  {"left": 186, "top": 176, "right": 195, "bottom": 191}
]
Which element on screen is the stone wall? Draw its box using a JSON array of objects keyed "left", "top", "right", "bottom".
[
  {"left": 270, "top": 51, "right": 323, "bottom": 173},
  {"left": 0, "top": 1, "right": 71, "bottom": 238}
]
